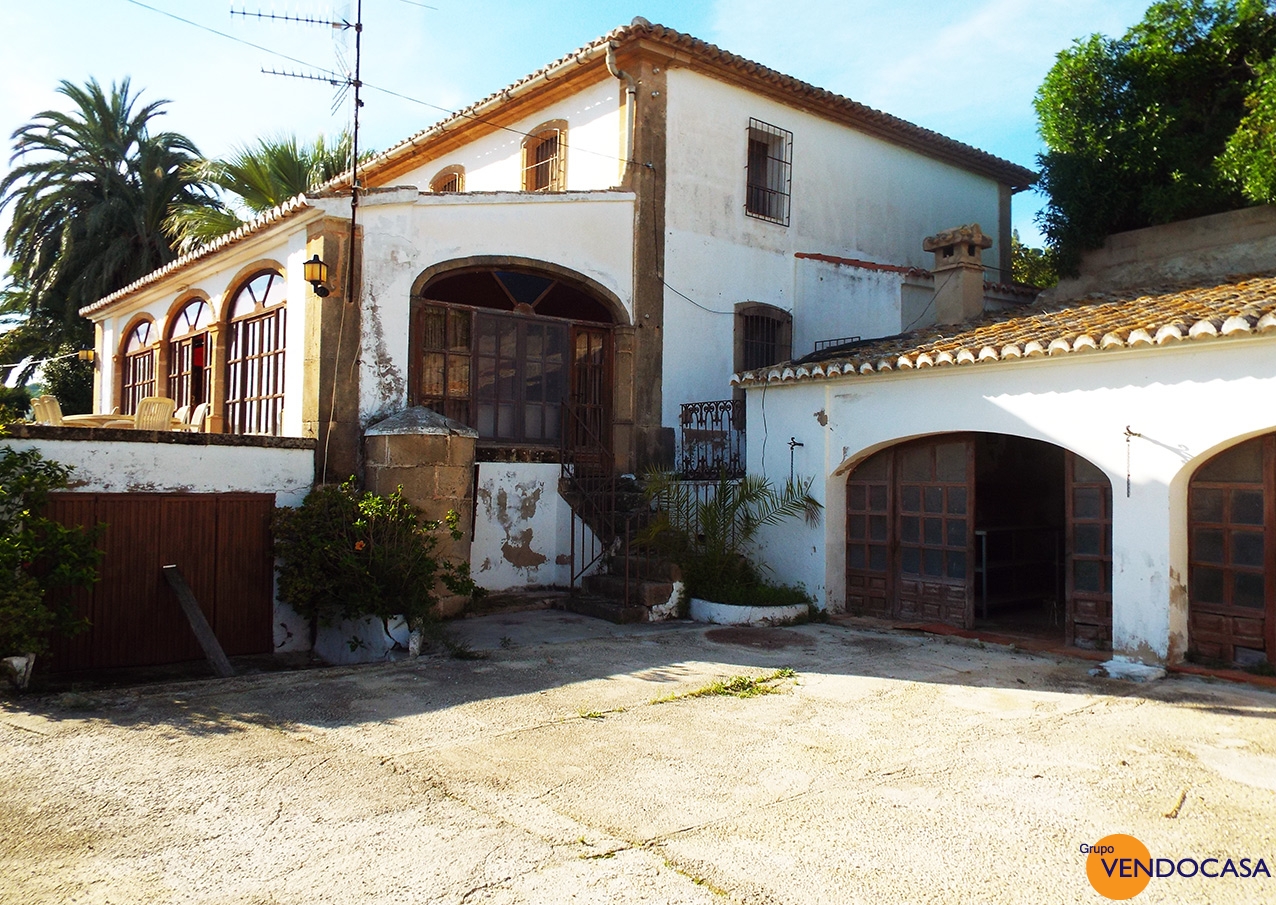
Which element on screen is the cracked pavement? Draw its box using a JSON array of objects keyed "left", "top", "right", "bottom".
[{"left": 3, "top": 612, "right": 1275, "bottom": 904}]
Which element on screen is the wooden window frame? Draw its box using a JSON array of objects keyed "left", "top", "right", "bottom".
[
  {"left": 430, "top": 165, "right": 465, "bottom": 193},
  {"left": 120, "top": 319, "right": 157, "bottom": 415},
  {"left": 522, "top": 122, "right": 567, "bottom": 192},
  {"left": 224, "top": 271, "right": 286, "bottom": 436},
  {"left": 410, "top": 298, "right": 610, "bottom": 449},
  {"left": 167, "top": 298, "right": 212, "bottom": 410}
]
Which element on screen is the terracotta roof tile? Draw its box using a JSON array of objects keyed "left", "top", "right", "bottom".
[
  {"left": 732, "top": 274, "right": 1276, "bottom": 387},
  {"left": 337, "top": 22, "right": 1035, "bottom": 193},
  {"left": 80, "top": 195, "right": 315, "bottom": 316}
]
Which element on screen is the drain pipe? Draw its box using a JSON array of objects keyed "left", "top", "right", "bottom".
[{"left": 606, "top": 41, "right": 637, "bottom": 181}]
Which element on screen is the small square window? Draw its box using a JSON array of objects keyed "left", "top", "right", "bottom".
[{"left": 746, "top": 118, "right": 792, "bottom": 225}]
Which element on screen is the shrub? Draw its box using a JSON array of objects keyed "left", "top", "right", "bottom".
[
  {"left": 641, "top": 471, "right": 821, "bottom": 606},
  {"left": 273, "top": 479, "right": 478, "bottom": 644},
  {"left": 0, "top": 447, "right": 102, "bottom": 658}
]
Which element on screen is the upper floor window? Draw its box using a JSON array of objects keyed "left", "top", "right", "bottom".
[
  {"left": 523, "top": 123, "right": 566, "bottom": 192},
  {"left": 746, "top": 118, "right": 793, "bottom": 226},
  {"left": 733, "top": 302, "right": 792, "bottom": 428},
  {"left": 225, "top": 270, "right": 286, "bottom": 435},
  {"left": 430, "top": 165, "right": 465, "bottom": 193},
  {"left": 121, "top": 319, "right": 156, "bottom": 415},
  {"left": 167, "top": 297, "right": 212, "bottom": 410}
]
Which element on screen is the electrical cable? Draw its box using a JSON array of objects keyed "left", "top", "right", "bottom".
[
  {"left": 0, "top": 350, "right": 80, "bottom": 369},
  {"left": 120, "top": 0, "right": 641, "bottom": 169}
]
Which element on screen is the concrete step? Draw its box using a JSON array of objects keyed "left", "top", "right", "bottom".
[
  {"left": 582, "top": 574, "right": 676, "bottom": 609},
  {"left": 562, "top": 594, "right": 649, "bottom": 625}
]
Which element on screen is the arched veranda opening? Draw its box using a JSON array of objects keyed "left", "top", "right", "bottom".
[
  {"left": 846, "top": 433, "right": 1113, "bottom": 649},
  {"left": 409, "top": 263, "right": 621, "bottom": 460}
]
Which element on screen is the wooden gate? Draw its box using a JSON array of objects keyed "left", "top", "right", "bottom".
[{"left": 42, "top": 493, "right": 275, "bottom": 671}]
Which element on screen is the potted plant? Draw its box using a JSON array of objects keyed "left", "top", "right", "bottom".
[{"left": 640, "top": 470, "right": 822, "bottom": 625}]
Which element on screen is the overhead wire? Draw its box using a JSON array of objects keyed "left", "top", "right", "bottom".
[{"left": 119, "top": 0, "right": 642, "bottom": 169}]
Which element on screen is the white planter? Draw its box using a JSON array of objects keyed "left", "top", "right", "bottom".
[{"left": 688, "top": 598, "right": 808, "bottom": 627}]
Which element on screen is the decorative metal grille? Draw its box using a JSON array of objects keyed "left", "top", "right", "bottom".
[
  {"left": 678, "top": 399, "right": 745, "bottom": 480},
  {"left": 813, "top": 335, "right": 861, "bottom": 353},
  {"left": 524, "top": 129, "right": 564, "bottom": 191},
  {"left": 745, "top": 118, "right": 792, "bottom": 226}
]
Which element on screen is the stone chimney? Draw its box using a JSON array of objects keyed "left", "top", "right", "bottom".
[{"left": 923, "top": 224, "right": 992, "bottom": 325}]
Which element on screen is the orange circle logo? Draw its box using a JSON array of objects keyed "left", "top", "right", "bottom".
[{"left": 1086, "top": 834, "right": 1152, "bottom": 899}]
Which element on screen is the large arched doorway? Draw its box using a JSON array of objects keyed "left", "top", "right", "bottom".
[
  {"left": 1188, "top": 434, "right": 1276, "bottom": 668},
  {"left": 846, "top": 434, "right": 1113, "bottom": 648},
  {"left": 409, "top": 265, "right": 618, "bottom": 459}
]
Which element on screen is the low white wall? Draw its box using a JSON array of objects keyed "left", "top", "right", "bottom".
[
  {"left": 1, "top": 433, "right": 314, "bottom": 506},
  {"left": 743, "top": 335, "right": 1276, "bottom": 661},
  {"left": 471, "top": 461, "right": 593, "bottom": 591}
]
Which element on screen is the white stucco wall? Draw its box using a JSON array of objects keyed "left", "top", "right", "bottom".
[
  {"left": 396, "top": 77, "right": 625, "bottom": 192},
  {"left": 742, "top": 335, "right": 1276, "bottom": 661},
  {"left": 1, "top": 436, "right": 314, "bottom": 505},
  {"left": 90, "top": 224, "right": 315, "bottom": 437},
  {"left": 351, "top": 190, "right": 636, "bottom": 422},
  {"left": 471, "top": 462, "right": 596, "bottom": 591},
  {"left": 660, "top": 67, "right": 1005, "bottom": 434}
]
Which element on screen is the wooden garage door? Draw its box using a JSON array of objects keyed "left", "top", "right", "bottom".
[
  {"left": 42, "top": 493, "right": 275, "bottom": 671},
  {"left": 1065, "top": 453, "right": 1113, "bottom": 650},
  {"left": 846, "top": 449, "right": 892, "bottom": 618},
  {"left": 845, "top": 437, "right": 975, "bottom": 629},
  {"left": 1188, "top": 436, "right": 1275, "bottom": 667}
]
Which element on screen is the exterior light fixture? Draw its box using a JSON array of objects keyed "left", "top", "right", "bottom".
[
  {"left": 303, "top": 254, "right": 331, "bottom": 297},
  {"left": 76, "top": 349, "right": 95, "bottom": 364}
]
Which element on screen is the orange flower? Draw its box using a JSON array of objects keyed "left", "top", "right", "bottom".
[{"left": 354, "top": 540, "right": 366, "bottom": 551}]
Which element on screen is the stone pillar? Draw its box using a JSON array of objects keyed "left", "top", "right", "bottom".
[
  {"left": 363, "top": 407, "right": 478, "bottom": 617},
  {"left": 923, "top": 224, "right": 993, "bottom": 326}
]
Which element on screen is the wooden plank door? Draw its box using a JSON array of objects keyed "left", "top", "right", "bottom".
[
  {"left": 894, "top": 438, "right": 975, "bottom": 628},
  {"left": 1065, "top": 454, "right": 1114, "bottom": 650},
  {"left": 846, "top": 449, "right": 892, "bottom": 618},
  {"left": 1188, "top": 436, "right": 1273, "bottom": 666}
]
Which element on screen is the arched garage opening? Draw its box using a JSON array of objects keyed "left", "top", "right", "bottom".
[
  {"left": 1188, "top": 434, "right": 1276, "bottom": 669},
  {"left": 845, "top": 433, "right": 1113, "bottom": 649}
]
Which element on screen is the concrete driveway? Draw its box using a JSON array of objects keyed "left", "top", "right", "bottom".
[{"left": 2, "top": 612, "right": 1275, "bottom": 904}]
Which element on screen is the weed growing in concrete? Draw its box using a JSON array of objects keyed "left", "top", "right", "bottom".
[
  {"left": 499, "top": 635, "right": 514, "bottom": 649},
  {"left": 650, "top": 668, "right": 796, "bottom": 704},
  {"left": 443, "top": 637, "right": 487, "bottom": 660}
]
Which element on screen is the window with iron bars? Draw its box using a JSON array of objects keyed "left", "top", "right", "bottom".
[
  {"left": 745, "top": 118, "right": 792, "bottom": 226},
  {"left": 430, "top": 165, "right": 465, "bottom": 193},
  {"left": 523, "top": 124, "right": 566, "bottom": 191}
]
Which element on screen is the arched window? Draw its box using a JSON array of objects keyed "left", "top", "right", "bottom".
[
  {"left": 224, "top": 270, "right": 286, "bottom": 435},
  {"left": 167, "top": 298, "right": 212, "bottom": 409},
  {"left": 1188, "top": 435, "right": 1274, "bottom": 667},
  {"left": 732, "top": 302, "right": 792, "bottom": 427},
  {"left": 120, "top": 320, "right": 156, "bottom": 415},
  {"left": 522, "top": 122, "right": 566, "bottom": 192},
  {"left": 430, "top": 165, "right": 465, "bottom": 193}
]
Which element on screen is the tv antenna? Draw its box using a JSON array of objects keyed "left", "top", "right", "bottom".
[{"left": 231, "top": 2, "right": 365, "bottom": 301}]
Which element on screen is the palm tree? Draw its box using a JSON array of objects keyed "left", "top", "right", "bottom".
[
  {"left": 165, "top": 133, "right": 354, "bottom": 254},
  {"left": 0, "top": 78, "right": 216, "bottom": 389}
]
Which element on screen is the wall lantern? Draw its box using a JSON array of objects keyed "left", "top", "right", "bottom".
[{"left": 303, "top": 254, "right": 331, "bottom": 297}]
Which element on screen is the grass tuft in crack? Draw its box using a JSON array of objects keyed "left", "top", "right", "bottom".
[{"left": 651, "top": 668, "right": 796, "bottom": 704}]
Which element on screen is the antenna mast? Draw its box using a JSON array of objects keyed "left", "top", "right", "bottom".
[{"left": 232, "top": 1, "right": 364, "bottom": 301}]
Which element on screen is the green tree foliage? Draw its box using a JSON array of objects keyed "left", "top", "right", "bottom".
[
  {"left": 0, "top": 384, "right": 31, "bottom": 425},
  {"left": 273, "top": 479, "right": 478, "bottom": 642},
  {"left": 1010, "top": 230, "right": 1059, "bottom": 289},
  {"left": 165, "top": 133, "right": 354, "bottom": 254},
  {"left": 0, "top": 447, "right": 102, "bottom": 658},
  {"left": 1035, "top": 1, "right": 1276, "bottom": 274},
  {"left": 0, "top": 79, "right": 216, "bottom": 385},
  {"left": 1218, "top": 55, "right": 1276, "bottom": 200}
]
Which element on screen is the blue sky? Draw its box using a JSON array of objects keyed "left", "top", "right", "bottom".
[{"left": 1, "top": 0, "right": 1155, "bottom": 257}]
